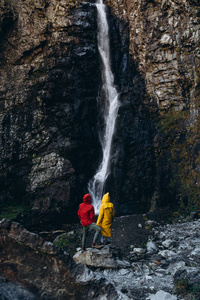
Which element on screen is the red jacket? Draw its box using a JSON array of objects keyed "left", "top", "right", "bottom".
[{"left": 78, "top": 194, "right": 96, "bottom": 226}]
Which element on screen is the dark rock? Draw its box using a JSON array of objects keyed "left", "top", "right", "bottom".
[
  {"left": 190, "top": 211, "right": 200, "bottom": 220},
  {"left": 174, "top": 267, "right": 200, "bottom": 286},
  {"left": 0, "top": 0, "right": 100, "bottom": 226},
  {"left": 0, "top": 276, "right": 36, "bottom": 300},
  {"left": 0, "top": 218, "right": 12, "bottom": 229},
  {"left": 0, "top": 219, "right": 119, "bottom": 300}
]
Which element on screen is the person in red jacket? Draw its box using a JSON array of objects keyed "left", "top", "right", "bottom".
[{"left": 78, "top": 193, "right": 101, "bottom": 251}]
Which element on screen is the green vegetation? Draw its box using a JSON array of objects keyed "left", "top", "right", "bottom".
[
  {"left": 0, "top": 203, "right": 30, "bottom": 221},
  {"left": 190, "top": 283, "right": 200, "bottom": 299},
  {"left": 155, "top": 63, "right": 200, "bottom": 214},
  {"left": 145, "top": 225, "right": 153, "bottom": 230},
  {"left": 175, "top": 279, "right": 200, "bottom": 299},
  {"left": 157, "top": 97, "right": 200, "bottom": 212},
  {"left": 159, "top": 109, "right": 189, "bottom": 134},
  {"left": 53, "top": 230, "right": 82, "bottom": 256},
  {"left": 175, "top": 279, "right": 189, "bottom": 295},
  {"left": 54, "top": 234, "right": 70, "bottom": 249},
  {"left": 164, "top": 211, "right": 182, "bottom": 224}
]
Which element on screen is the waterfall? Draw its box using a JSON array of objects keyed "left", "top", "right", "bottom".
[{"left": 88, "top": 0, "right": 120, "bottom": 213}]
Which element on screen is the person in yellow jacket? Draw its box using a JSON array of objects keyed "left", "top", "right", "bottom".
[{"left": 96, "top": 192, "right": 115, "bottom": 245}]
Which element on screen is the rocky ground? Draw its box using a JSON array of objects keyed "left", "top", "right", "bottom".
[
  {"left": 72, "top": 212, "right": 200, "bottom": 300},
  {"left": 37, "top": 210, "right": 200, "bottom": 299},
  {"left": 1, "top": 211, "right": 200, "bottom": 300}
]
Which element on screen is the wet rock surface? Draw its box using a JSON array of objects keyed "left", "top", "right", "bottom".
[
  {"left": 73, "top": 215, "right": 200, "bottom": 300},
  {"left": 0, "top": 218, "right": 121, "bottom": 300},
  {"left": 1, "top": 214, "right": 200, "bottom": 299},
  {"left": 0, "top": 0, "right": 100, "bottom": 221},
  {"left": 104, "top": 0, "right": 200, "bottom": 213},
  {"left": 0, "top": 276, "right": 36, "bottom": 300}
]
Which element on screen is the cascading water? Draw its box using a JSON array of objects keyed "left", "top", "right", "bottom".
[{"left": 88, "top": 0, "right": 120, "bottom": 213}]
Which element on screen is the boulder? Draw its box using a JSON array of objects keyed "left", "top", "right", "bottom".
[{"left": 73, "top": 246, "right": 118, "bottom": 269}]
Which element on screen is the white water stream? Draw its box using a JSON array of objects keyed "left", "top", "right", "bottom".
[{"left": 88, "top": 0, "right": 120, "bottom": 213}]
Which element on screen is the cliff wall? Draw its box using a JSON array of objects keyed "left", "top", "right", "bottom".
[
  {"left": 0, "top": 0, "right": 200, "bottom": 227},
  {"left": 0, "top": 0, "right": 101, "bottom": 226},
  {"left": 106, "top": 0, "right": 200, "bottom": 212}
]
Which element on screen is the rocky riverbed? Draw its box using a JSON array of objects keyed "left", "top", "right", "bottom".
[
  {"left": 0, "top": 213, "right": 200, "bottom": 300},
  {"left": 73, "top": 214, "right": 200, "bottom": 300}
]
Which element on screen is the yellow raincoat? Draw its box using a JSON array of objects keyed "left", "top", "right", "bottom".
[{"left": 96, "top": 192, "right": 115, "bottom": 237}]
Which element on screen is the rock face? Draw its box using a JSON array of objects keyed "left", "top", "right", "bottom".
[
  {"left": 0, "top": 0, "right": 200, "bottom": 224},
  {"left": 0, "top": 0, "right": 101, "bottom": 223},
  {"left": 0, "top": 218, "right": 121, "bottom": 300},
  {"left": 106, "top": 0, "right": 200, "bottom": 212}
]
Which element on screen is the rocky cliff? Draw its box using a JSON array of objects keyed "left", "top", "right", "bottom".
[
  {"left": 0, "top": 0, "right": 200, "bottom": 227},
  {"left": 106, "top": 0, "right": 200, "bottom": 212},
  {"left": 0, "top": 0, "right": 101, "bottom": 226}
]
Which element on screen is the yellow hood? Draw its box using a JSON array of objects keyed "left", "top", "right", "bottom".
[{"left": 102, "top": 192, "right": 110, "bottom": 204}]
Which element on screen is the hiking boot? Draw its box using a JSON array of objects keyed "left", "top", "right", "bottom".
[{"left": 92, "top": 242, "right": 102, "bottom": 249}]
